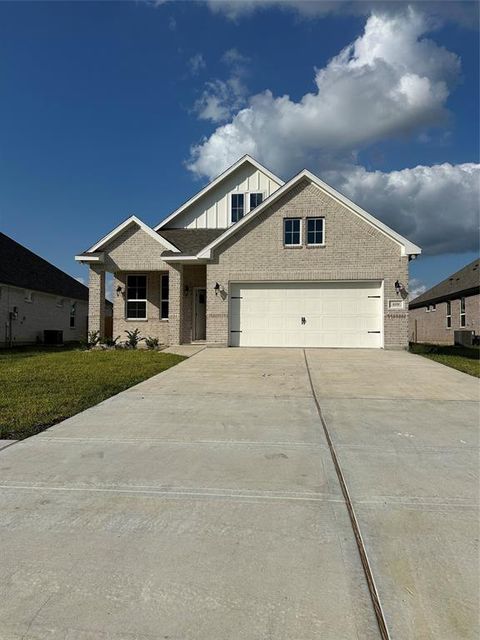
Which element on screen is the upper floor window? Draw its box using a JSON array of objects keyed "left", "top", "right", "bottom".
[
  {"left": 284, "top": 218, "right": 301, "bottom": 246},
  {"left": 160, "top": 273, "right": 169, "bottom": 320},
  {"left": 460, "top": 297, "right": 466, "bottom": 327},
  {"left": 231, "top": 194, "right": 244, "bottom": 223},
  {"left": 249, "top": 193, "right": 263, "bottom": 210},
  {"left": 446, "top": 300, "right": 452, "bottom": 328},
  {"left": 126, "top": 274, "right": 147, "bottom": 320},
  {"left": 307, "top": 217, "right": 325, "bottom": 246}
]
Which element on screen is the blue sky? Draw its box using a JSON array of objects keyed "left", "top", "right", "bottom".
[{"left": 0, "top": 1, "right": 478, "bottom": 297}]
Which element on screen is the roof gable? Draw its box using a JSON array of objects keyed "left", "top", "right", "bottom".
[
  {"left": 154, "top": 155, "right": 284, "bottom": 231},
  {"left": 83, "top": 215, "right": 180, "bottom": 254},
  {"left": 197, "top": 169, "right": 422, "bottom": 258}
]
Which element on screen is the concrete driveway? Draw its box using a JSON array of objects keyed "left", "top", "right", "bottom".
[{"left": 0, "top": 348, "right": 478, "bottom": 639}]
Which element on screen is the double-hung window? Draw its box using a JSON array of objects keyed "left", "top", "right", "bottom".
[
  {"left": 284, "top": 218, "right": 301, "bottom": 246},
  {"left": 307, "top": 217, "right": 324, "bottom": 245},
  {"left": 231, "top": 194, "right": 244, "bottom": 223},
  {"left": 249, "top": 192, "right": 263, "bottom": 210},
  {"left": 460, "top": 297, "right": 466, "bottom": 327},
  {"left": 446, "top": 301, "right": 452, "bottom": 328},
  {"left": 126, "top": 275, "right": 147, "bottom": 320},
  {"left": 160, "top": 273, "right": 169, "bottom": 320}
]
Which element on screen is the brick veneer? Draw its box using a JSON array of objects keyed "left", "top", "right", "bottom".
[
  {"left": 409, "top": 294, "right": 480, "bottom": 344},
  {"left": 206, "top": 179, "right": 409, "bottom": 349}
]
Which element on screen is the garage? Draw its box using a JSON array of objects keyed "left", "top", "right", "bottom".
[{"left": 229, "top": 281, "right": 383, "bottom": 348}]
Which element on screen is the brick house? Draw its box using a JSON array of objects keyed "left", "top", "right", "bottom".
[
  {"left": 409, "top": 258, "right": 480, "bottom": 345},
  {"left": 76, "top": 155, "right": 421, "bottom": 349}
]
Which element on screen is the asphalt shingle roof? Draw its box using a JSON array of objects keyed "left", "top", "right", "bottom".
[
  {"left": 409, "top": 258, "right": 480, "bottom": 308},
  {"left": 0, "top": 232, "right": 89, "bottom": 301},
  {"left": 159, "top": 228, "right": 225, "bottom": 257}
]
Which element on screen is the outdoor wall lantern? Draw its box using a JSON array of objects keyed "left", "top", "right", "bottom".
[
  {"left": 394, "top": 280, "right": 408, "bottom": 299},
  {"left": 116, "top": 285, "right": 124, "bottom": 297},
  {"left": 214, "top": 282, "right": 224, "bottom": 296}
]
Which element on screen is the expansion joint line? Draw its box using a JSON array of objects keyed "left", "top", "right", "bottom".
[{"left": 303, "top": 349, "right": 391, "bottom": 640}]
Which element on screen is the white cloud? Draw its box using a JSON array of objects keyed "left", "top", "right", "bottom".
[
  {"left": 205, "top": 0, "right": 478, "bottom": 28},
  {"left": 193, "top": 48, "right": 250, "bottom": 123},
  {"left": 186, "top": 10, "right": 479, "bottom": 254},
  {"left": 188, "top": 9, "right": 460, "bottom": 179},
  {"left": 334, "top": 163, "right": 480, "bottom": 255},
  {"left": 409, "top": 277, "right": 427, "bottom": 300},
  {"left": 188, "top": 53, "right": 206, "bottom": 75}
]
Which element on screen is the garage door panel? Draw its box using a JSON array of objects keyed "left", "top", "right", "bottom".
[{"left": 229, "top": 282, "right": 383, "bottom": 348}]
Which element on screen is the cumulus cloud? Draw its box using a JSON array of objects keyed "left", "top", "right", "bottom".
[
  {"left": 205, "top": 0, "right": 478, "bottom": 28},
  {"left": 188, "top": 9, "right": 460, "bottom": 179},
  {"left": 193, "top": 48, "right": 250, "bottom": 123},
  {"left": 335, "top": 163, "right": 480, "bottom": 255},
  {"left": 188, "top": 53, "right": 206, "bottom": 75},
  {"left": 186, "top": 10, "right": 479, "bottom": 254}
]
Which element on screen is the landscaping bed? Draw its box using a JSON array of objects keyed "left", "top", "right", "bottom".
[
  {"left": 0, "top": 347, "right": 185, "bottom": 440},
  {"left": 410, "top": 343, "right": 480, "bottom": 378}
]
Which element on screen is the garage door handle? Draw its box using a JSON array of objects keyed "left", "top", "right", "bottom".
[{"left": 301, "top": 317, "right": 306, "bottom": 325}]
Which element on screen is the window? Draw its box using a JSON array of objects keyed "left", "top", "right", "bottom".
[
  {"left": 284, "top": 218, "right": 301, "bottom": 246},
  {"left": 126, "top": 274, "right": 147, "bottom": 319},
  {"left": 460, "top": 297, "right": 466, "bottom": 327},
  {"left": 231, "top": 194, "right": 244, "bottom": 223},
  {"left": 307, "top": 217, "right": 324, "bottom": 245},
  {"left": 249, "top": 193, "right": 263, "bottom": 210},
  {"left": 446, "top": 300, "right": 451, "bottom": 328},
  {"left": 70, "top": 302, "right": 76, "bottom": 328},
  {"left": 24, "top": 290, "right": 33, "bottom": 303},
  {"left": 160, "top": 273, "right": 169, "bottom": 320}
]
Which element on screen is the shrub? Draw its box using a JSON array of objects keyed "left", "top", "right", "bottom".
[
  {"left": 145, "top": 336, "right": 160, "bottom": 350},
  {"left": 86, "top": 330, "right": 100, "bottom": 349},
  {"left": 101, "top": 335, "right": 121, "bottom": 348},
  {"left": 125, "top": 328, "right": 144, "bottom": 349}
]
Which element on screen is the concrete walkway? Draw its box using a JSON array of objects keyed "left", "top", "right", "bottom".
[{"left": 0, "top": 348, "right": 478, "bottom": 639}]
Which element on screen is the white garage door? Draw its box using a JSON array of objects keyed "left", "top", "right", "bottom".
[{"left": 229, "top": 282, "right": 383, "bottom": 348}]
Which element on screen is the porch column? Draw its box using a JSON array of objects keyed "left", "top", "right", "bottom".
[
  {"left": 88, "top": 266, "right": 106, "bottom": 337},
  {"left": 168, "top": 265, "right": 183, "bottom": 345}
]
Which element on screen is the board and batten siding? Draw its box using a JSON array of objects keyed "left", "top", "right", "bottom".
[{"left": 171, "top": 164, "right": 281, "bottom": 230}]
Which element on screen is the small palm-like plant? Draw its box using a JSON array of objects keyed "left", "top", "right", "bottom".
[
  {"left": 87, "top": 330, "right": 100, "bottom": 349},
  {"left": 125, "top": 328, "right": 143, "bottom": 349},
  {"left": 145, "top": 336, "right": 160, "bottom": 350}
]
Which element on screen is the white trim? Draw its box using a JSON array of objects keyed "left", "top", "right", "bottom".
[
  {"left": 198, "top": 169, "right": 421, "bottom": 258},
  {"left": 125, "top": 273, "right": 148, "bottom": 321},
  {"left": 306, "top": 216, "right": 325, "bottom": 247},
  {"left": 283, "top": 217, "right": 302, "bottom": 247},
  {"left": 161, "top": 255, "right": 203, "bottom": 262},
  {"left": 86, "top": 216, "right": 180, "bottom": 254},
  {"left": 160, "top": 273, "right": 169, "bottom": 320},
  {"left": 446, "top": 300, "right": 452, "bottom": 328},
  {"left": 154, "top": 155, "right": 283, "bottom": 231},
  {"left": 75, "top": 252, "right": 104, "bottom": 263}
]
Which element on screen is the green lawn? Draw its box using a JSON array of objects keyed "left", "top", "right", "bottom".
[
  {"left": 409, "top": 343, "right": 480, "bottom": 378},
  {"left": 0, "top": 347, "right": 185, "bottom": 440}
]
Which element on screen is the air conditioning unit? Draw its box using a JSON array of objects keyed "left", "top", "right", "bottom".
[
  {"left": 44, "top": 330, "right": 63, "bottom": 345},
  {"left": 454, "top": 330, "right": 474, "bottom": 347}
]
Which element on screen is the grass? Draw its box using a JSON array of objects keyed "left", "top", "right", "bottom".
[
  {"left": 0, "top": 347, "right": 185, "bottom": 440},
  {"left": 409, "top": 343, "right": 480, "bottom": 378}
]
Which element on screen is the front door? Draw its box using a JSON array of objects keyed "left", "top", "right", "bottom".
[{"left": 194, "top": 288, "right": 207, "bottom": 341}]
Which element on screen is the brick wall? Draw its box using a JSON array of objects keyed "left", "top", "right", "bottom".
[
  {"left": 206, "top": 179, "right": 410, "bottom": 349},
  {"left": 409, "top": 294, "right": 480, "bottom": 344},
  {"left": 0, "top": 282, "right": 88, "bottom": 347}
]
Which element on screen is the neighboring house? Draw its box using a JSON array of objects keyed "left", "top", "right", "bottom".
[
  {"left": 409, "top": 258, "right": 480, "bottom": 345},
  {"left": 76, "top": 155, "right": 421, "bottom": 349},
  {"left": 0, "top": 232, "right": 111, "bottom": 347}
]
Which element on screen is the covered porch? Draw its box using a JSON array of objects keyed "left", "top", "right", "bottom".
[{"left": 87, "top": 263, "right": 208, "bottom": 346}]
